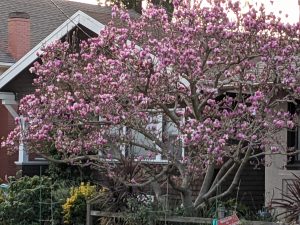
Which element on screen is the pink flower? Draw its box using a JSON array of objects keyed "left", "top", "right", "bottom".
[
  {"left": 287, "top": 121, "right": 294, "bottom": 129},
  {"left": 237, "top": 133, "right": 246, "bottom": 140}
]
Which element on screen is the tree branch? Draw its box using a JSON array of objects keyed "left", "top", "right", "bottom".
[
  {"left": 194, "top": 161, "right": 238, "bottom": 208},
  {"left": 158, "top": 102, "right": 180, "bottom": 126},
  {"left": 116, "top": 164, "right": 171, "bottom": 187},
  {"left": 38, "top": 153, "right": 104, "bottom": 164},
  {"left": 210, "top": 159, "right": 233, "bottom": 188},
  {"left": 195, "top": 163, "right": 215, "bottom": 203},
  {"left": 207, "top": 147, "right": 252, "bottom": 203}
]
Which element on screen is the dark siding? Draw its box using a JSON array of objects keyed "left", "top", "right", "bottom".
[
  {"left": 19, "top": 164, "right": 48, "bottom": 177},
  {"left": 2, "top": 65, "right": 35, "bottom": 99},
  {"left": 0, "top": 103, "right": 18, "bottom": 179},
  {"left": 225, "top": 164, "right": 265, "bottom": 211}
]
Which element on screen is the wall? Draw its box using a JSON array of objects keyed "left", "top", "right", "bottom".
[
  {"left": 0, "top": 66, "right": 43, "bottom": 179},
  {"left": 2, "top": 66, "right": 34, "bottom": 99},
  {"left": 0, "top": 102, "right": 18, "bottom": 179},
  {"left": 265, "top": 103, "right": 300, "bottom": 215}
]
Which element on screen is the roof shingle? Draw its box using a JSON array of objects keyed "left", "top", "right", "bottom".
[
  {"left": 0, "top": 48, "right": 15, "bottom": 64},
  {"left": 0, "top": 0, "right": 115, "bottom": 63}
]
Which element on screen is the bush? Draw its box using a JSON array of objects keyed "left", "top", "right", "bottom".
[
  {"left": 271, "top": 173, "right": 300, "bottom": 222},
  {"left": 0, "top": 175, "right": 69, "bottom": 224},
  {"left": 0, "top": 190, "right": 4, "bottom": 204},
  {"left": 62, "top": 182, "right": 97, "bottom": 224}
]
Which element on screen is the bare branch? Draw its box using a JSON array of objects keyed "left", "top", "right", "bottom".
[
  {"left": 210, "top": 159, "right": 233, "bottom": 188},
  {"left": 38, "top": 153, "right": 104, "bottom": 164},
  {"left": 158, "top": 102, "right": 180, "bottom": 126},
  {"left": 116, "top": 164, "right": 171, "bottom": 188},
  {"left": 197, "top": 163, "right": 215, "bottom": 198},
  {"left": 207, "top": 147, "right": 252, "bottom": 203}
]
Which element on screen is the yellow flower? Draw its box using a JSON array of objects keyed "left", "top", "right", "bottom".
[{"left": 62, "top": 182, "right": 97, "bottom": 224}]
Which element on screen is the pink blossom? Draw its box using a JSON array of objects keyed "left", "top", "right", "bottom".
[{"left": 1, "top": 1, "right": 299, "bottom": 205}]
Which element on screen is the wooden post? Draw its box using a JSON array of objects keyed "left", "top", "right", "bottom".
[
  {"left": 86, "top": 202, "right": 92, "bottom": 225},
  {"left": 148, "top": 212, "right": 155, "bottom": 225}
]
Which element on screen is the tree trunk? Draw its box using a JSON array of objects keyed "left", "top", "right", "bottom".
[{"left": 181, "top": 190, "right": 196, "bottom": 216}]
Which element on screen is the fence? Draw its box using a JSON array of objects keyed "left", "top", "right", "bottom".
[{"left": 86, "top": 209, "right": 287, "bottom": 225}]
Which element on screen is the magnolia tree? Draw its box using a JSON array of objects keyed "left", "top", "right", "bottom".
[{"left": 3, "top": 0, "right": 300, "bottom": 213}]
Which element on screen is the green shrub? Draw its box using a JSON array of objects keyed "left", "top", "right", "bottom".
[
  {"left": 0, "top": 191, "right": 4, "bottom": 204},
  {"left": 0, "top": 176, "right": 69, "bottom": 224},
  {"left": 62, "top": 182, "right": 97, "bottom": 224}
]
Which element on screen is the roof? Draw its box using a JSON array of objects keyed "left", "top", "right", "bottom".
[
  {"left": 0, "top": 49, "right": 15, "bottom": 65},
  {"left": 0, "top": 0, "right": 114, "bottom": 64},
  {"left": 0, "top": 10, "right": 106, "bottom": 89}
]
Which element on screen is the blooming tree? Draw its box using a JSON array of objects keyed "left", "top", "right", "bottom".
[
  {"left": 100, "top": 0, "right": 174, "bottom": 14},
  {"left": 3, "top": 0, "right": 300, "bottom": 213}
]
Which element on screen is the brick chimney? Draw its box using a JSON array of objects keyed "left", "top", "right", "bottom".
[{"left": 8, "top": 12, "right": 30, "bottom": 60}]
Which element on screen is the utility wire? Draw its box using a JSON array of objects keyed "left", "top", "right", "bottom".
[
  {"left": 48, "top": 0, "right": 145, "bottom": 74},
  {"left": 48, "top": 0, "right": 92, "bottom": 38}
]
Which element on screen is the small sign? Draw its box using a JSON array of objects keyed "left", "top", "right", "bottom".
[{"left": 218, "top": 214, "right": 240, "bottom": 225}]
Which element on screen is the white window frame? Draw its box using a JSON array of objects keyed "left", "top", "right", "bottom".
[
  {"left": 296, "top": 122, "right": 300, "bottom": 160},
  {"left": 99, "top": 109, "right": 185, "bottom": 163},
  {"left": 122, "top": 112, "right": 164, "bottom": 162},
  {"left": 162, "top": 110, "right": 185, "bottom": 161}
]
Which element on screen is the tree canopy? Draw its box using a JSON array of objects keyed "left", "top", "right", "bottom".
[
  {"left": 100, "top": 0, "right": 173, "bottom": 14},
  {"left": 3, "top": 0, "right": 300, "bottom": 213}
]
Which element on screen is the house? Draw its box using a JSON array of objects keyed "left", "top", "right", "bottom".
[
  {"left": 0, "top": 0, "right": 120, "bottom": 179},
  {"left": 0, "top": 0, "right": 294, "bottom": 215},
  {"left": 265, "top": 103, "right": 300, "bottom": 209}
]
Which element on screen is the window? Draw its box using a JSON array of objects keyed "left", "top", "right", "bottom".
[
  {"left": 100, "top": 110, "right": 184, "bottom": 163},
  {"left": 287, "top": 102, "right": 300, "bottom": 164},
  {"left": 127, "top": 113, "right": 163, "bottom": 161},
  {"left": 162, "top": 115, "right": 184, "bottom": 160}
]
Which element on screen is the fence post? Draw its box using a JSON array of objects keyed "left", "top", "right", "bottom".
[
  {"left": 86, "top": 202, "right": 92, "bottom": 225},
  {"left": 148, "top": 212, "right": 156, "bottom": 225}
]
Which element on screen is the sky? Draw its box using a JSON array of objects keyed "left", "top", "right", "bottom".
[
  {"left": 246, "top": 0, "right": 299, "bottom": 24},
  {"left": 70, "top": 0, "right": 300, "bottom": 24}
]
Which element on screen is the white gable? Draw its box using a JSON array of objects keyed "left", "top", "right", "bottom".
[{"left": 0, "top": 10, "right": 105, "bottom": 89}]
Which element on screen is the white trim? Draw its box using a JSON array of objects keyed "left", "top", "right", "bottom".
[
  {"left": 16, "top": 116, "right": 30, "bottom": 164},
  {"left": 0, "top": 92, "right": 18, "bottom": 118},
  {"left": 15, "top": 161, "right": 49, "bottom": 166},
  {"left": 2, "top": 99, "right": 17, "bottom": 105},
  {"left": 121, "top": 126, "right": 127, "bottom": 156},
  {"left": 154, "top": 114, "right": 163, "bottom": 161},
  {"left": 0, "top": 10, "right": 105, "bottom": 90},
  {"left": 141, "top": 159, "right": 168, "bottom": 164},
  {"left": 16, "top": 142, "right": 29, "bottom": 164},
  {"left": 0, "top": 62, "right": 14, "bottom": 67},
  {"left": 0, "top": 93, "right": 31, "bottom": 165},
  {"left": 0, "top": 92, "right": 15, "bottom": 100}
]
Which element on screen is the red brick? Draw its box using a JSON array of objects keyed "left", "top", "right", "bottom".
[{"left": 8, "top": 12, "right": 30, "bottom": 60}]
